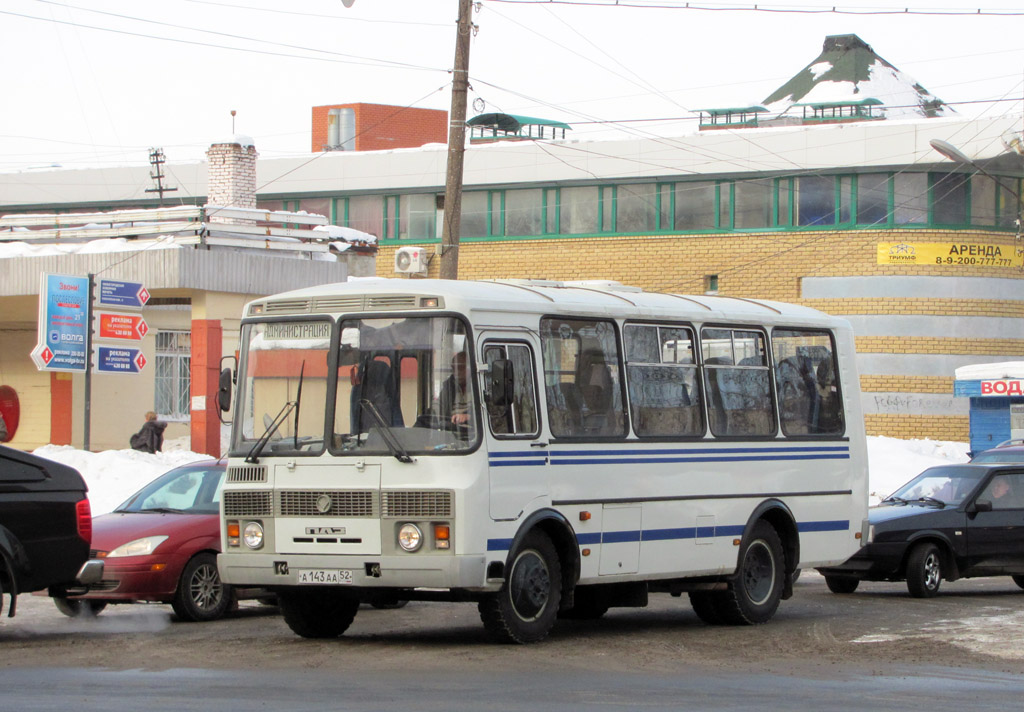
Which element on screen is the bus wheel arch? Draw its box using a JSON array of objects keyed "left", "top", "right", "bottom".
[
  {"left": 501, "top": 509, "right": 580, "bottom": 610},
  {"left": 743, "top": 500, "right": 800, "bottom": 600}
]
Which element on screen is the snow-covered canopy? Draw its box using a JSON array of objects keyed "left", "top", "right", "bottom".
[{"left": 955, "top": 361, "right": 1024, "bottom": 381}]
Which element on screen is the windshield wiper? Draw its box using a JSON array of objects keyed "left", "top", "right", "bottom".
[
  {"left": 140, "top": 507, "right": 187, "bottom": 514},
  {"left": 882, "top": 495, "right": 908, "bottom": 504},
  {"left": 359, "top": 398, "right": 413, "bottom": 463},
  {"left": 293, "top": 361, "right": 305, "bottom": 450},
  {"left": 246, "top": 399, "right": 297, "bottom": 464},
  {"left": 917, "top": 496, "right": 946, "bottom": 507},
  {"left": 245, "top": 363, "right": 306, "bottom": 464}
]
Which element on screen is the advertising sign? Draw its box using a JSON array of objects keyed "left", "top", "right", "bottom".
[
  {"left": 31, "top": 273, "right": 89, "bottom": 372},
  {"left": 877, "top": 242, "right": 1023, "bottom": 268},
  {"left": 97, "top": 311, "right": 149, "bottom": 341},
  {"left": 97, "top": 279, "right": 150, "bottom": 309},
  {"left": 94, "top": 346, "right": 147, "bottom": 374}
]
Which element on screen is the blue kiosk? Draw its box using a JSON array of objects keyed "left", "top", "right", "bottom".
[{"left": 954, "top": 362, "right": 1024, "bottom": 455}]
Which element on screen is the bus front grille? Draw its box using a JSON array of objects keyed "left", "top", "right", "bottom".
[
  {"left": 381, "top": 490, "right": 453, "bottom": 518},
  {"left": 279, "top": 490, "right": 376, "bottom": 517},
  {"left": 223, "top": 490, "right": 274, "bottom": 516}
]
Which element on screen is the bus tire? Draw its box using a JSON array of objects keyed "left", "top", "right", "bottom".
[
  {"left": 279, "top": 588, "right": 359, "bottom": 638},
  {"left": 478, "top": 530, "right": 562, "bottom": 643},
  {"left": 824, "top": 575, "right": 859, "bottom": 594},
  {"left": 716, "top": 521, "right": 784, "bottom": 625},
  {"left": 688, "top": 591, "right": 726, "bottom": 625},
  {"left": 1013, "top": 575, "right": 1024, "bottom": 590}
]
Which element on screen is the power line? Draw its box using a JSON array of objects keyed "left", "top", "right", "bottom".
[
  {"left": 485, "top": 0, "right": 1024, "bottom": 16},
  {"left": 2, "top": 7, "right": 446, "bottom": 72}
]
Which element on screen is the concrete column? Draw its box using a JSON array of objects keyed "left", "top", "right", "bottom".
[{"left": 190, "top": 319, "right": 222, "bottom": 458}]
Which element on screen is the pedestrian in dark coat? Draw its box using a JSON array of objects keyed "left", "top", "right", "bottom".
[{"left": 130, "top": 411, "right": 167, "bottom": 453}]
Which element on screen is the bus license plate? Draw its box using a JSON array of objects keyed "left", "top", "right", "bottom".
[{"left": 296, "top": 569, "right": 353, "bottom": 585}]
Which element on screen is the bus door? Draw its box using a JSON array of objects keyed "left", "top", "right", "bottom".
[{"left": 479, "top": 336, "right": 546, "bottom": 520}]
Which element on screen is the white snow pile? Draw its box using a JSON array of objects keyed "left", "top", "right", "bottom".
[{"left": 31, "top": 436, "right": 970, "bottom": 517}]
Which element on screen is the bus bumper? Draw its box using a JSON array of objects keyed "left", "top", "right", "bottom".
[{"left": 218, "top": 552, "right": 492, "bottom": 592}]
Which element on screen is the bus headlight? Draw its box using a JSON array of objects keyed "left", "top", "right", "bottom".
[
  {"left": 243, "top": 521, "right": 264, "bottom": 549},
  {"left": 397, "top": 523, "right": 423, "bottom": 552}
]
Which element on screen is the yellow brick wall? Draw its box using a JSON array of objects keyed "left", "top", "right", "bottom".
[{"left": 378, "top": 228, "right": 1023, "bottom": 442}]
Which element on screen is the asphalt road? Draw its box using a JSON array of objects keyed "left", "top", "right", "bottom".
[{"left": 2, "top": 572, "right": 1023, "bottom": 711}]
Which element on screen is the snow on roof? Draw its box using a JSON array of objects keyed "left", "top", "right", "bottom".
[
  {"left": 0, "top": 235, "right": 182, "bottom": 259},
  {"left": 955, "top": 362, "right": 1024, "bottom": 381}
]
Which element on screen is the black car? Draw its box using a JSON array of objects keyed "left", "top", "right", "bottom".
[
  {"left": 0, "top": 445, "right": 103, "bottom": 618},
  {"left": 818, "top": 463, "right": 1024, "bottom": 597}
]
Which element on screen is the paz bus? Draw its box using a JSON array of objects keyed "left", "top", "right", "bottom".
[{"left": 217, "top": 278, "right": 867, "bottom": 643}]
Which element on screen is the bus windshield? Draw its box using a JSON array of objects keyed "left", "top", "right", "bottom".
[
  {"left": 233, "top": 320, "right": 332, "bottom": 457},
  {"left": 334, "top": 315, "right": 477, "bottom": 455}
]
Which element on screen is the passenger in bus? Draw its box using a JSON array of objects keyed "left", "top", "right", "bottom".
[
  {"left": 438, "top": 352, "right": 472, "bottom": 427},
  {"left": 350, "top": 358, "right": 403, "bottom": 432}
]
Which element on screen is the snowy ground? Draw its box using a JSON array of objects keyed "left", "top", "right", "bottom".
[{"left": 31, "top": 435, "right": 971, "bottom": 516}]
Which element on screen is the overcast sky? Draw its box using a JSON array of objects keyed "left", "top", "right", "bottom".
[{"left": 1, "top": 0, "right": 1022, "bottom": 172}]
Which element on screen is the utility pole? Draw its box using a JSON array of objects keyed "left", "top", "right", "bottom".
[
  {"left": 439, "top": 0, "right": 474, "bottom": 280},
  {"left": 145, "top": 148, "right": 177, "bottom": 205}
]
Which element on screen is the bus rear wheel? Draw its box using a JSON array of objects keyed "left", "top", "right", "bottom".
[
  {"left": 715, "top": 521, "right": 784, "bottom": 625},
  {"left": 279, "top": 588, "right": 359, "bottom": 638},
  {"left": 479, "top": 530, "right": 562, "bottom": 643}
]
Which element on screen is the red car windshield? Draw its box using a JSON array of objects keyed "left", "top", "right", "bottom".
[{"left": 114, "top": 465, "right": 225, "bottom": 515}]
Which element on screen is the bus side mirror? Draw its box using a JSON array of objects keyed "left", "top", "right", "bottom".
[
  {"left": 489, "top": 359, "right": 514, "bottom": 407},
  {"left": 218, "top": 355, "right": 237, "bottom": 419},
  {"left": 218, "top": 368, "right": 233, "bottom": 412}
]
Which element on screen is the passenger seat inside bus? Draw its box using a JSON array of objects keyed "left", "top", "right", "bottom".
[{"left": 546, "top": 382, "right": 584, "bottom": 437}]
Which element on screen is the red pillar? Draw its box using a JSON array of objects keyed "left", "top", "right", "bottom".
[
  {"left": 190, "top": 319, "right": 222, "bottom": 458},
  {"left": 50, "top": 372, "right": 73, "bottom": 446}
]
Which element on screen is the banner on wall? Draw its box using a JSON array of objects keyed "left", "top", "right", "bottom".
[{"left": 877, "top": 242, "right": 1023, "bottom": 268}]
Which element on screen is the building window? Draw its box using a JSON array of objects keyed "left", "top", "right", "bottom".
[
  {"left": 399, "top": 193, "right": 436, "bottom": 239},
  {"left": 505, "top": 188, "right": 543, "bottom": 236},
  {"left": 616, "top": 184, "right": 657, "bottom": 233},
  {"left": 734, "top": 178, "right": 772, "bottom": 229},
  {"left": 894, "top": 173, "right": 928, "bottom": 224},
  {"left": 931, "top": 172, "right": 969, "bottom": 225},
  {"left": 559, "top": 186, "right": 600, "bottom": 234},
  {"left": 156, "top": 331, "right": 191, "bottom": 420},
  {"left": 796, "top": 175, "right": 837, "bottom": 226},
  {"left": 857, "top": 173, "right": 890, "bottom": 226}
]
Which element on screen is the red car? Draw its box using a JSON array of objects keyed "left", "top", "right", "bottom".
[{"left": 54, "top": 460, "right": 265, "bottom": 622}]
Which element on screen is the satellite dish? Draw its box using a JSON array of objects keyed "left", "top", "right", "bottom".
[{"left": 473, "top": 97, "right": 486, "bottom": 113}]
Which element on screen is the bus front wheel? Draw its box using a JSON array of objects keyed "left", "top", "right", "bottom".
[
  {"left": 479, "top": 530, "right": 562, "bottom": 643},
  {"left": 279, "top": 588, "right": 359, "bottom": 638},
  {"left": 716, "top": 520, "right": 784, "bottom": 625}
]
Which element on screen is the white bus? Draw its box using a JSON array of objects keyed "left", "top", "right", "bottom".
[{"left": 218, "top": 279, "right": 867, "bottom": 643}]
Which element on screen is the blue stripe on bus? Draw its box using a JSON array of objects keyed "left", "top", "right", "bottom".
[
  {"left": 548, "top": 454, "right": 849, "bottom": 466},
  {"left": 485, "top": 519, "right": 849, "bottom": 552},
  {"left": 488, "top": 446, "right": 850, "bottom": 468},
  {"left": 549, "top": 446, "right": 850, "bottom": 457}
]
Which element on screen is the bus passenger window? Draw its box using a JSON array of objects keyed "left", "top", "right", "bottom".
[
  {"left": 772, "top": 329, "right": 844, "bottom": 436},
  {"left": 483, "top": 343, "right": 539, "bottom": 438},
  {"left": 701, "top": 328, "right": 776, "bottom": 437},
  {"left": 540, "top": 317, "right": 626, "bottom": 439},
  {"left": 624, "top": 324, "right": 704, "bottom": 437}
]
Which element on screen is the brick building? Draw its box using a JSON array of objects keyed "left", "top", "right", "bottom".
[{"left": 311, "top": 103, "right": 447, "bottom": 153}]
